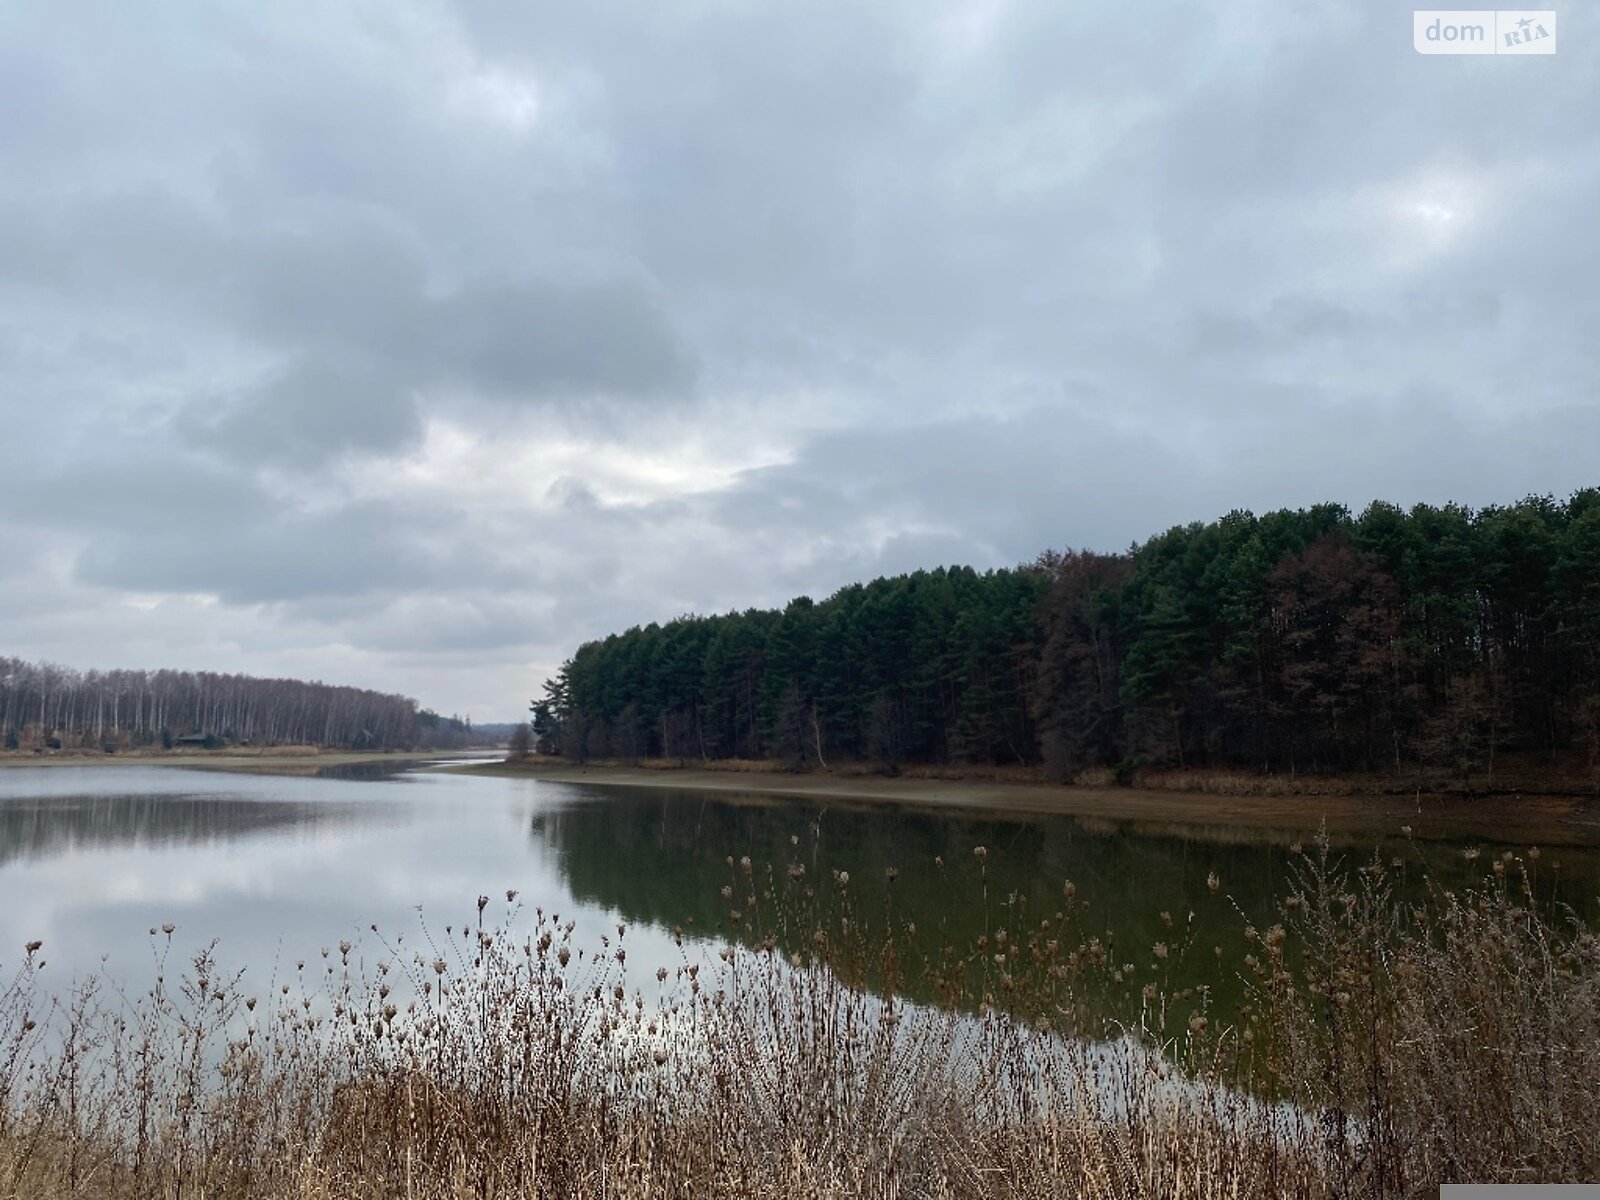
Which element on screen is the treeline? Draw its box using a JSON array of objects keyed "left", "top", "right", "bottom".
[
  {"left": 0, "top": 658, "right": 443, "bottom": 751},
  {"left": 538, "top": 567, "right": 1048, "bottom": 769},
  {"left": 538, "top": 490, "right": 1600, "bottom": 783}
]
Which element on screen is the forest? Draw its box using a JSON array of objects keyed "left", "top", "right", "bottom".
[
  {"left": 537, "top": 490, "right": 1600, "bottom": 784},
  {"left": 0, "top": 659, "right": 465, "bottom": 752}
]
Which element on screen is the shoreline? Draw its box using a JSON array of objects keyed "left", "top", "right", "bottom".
[
  {"left": 471, "top": 760, "right": 1600, "bottom": 846},
  {"left": 0, "top": 749, "right": 483, "bottom": 774},
  {"left": 6, "top": 749, "right": 1596, "bottom": 844}
]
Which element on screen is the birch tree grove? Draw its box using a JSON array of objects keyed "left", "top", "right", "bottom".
[{"left": 0, "top": 659, "right": 427, "bottom": 750}]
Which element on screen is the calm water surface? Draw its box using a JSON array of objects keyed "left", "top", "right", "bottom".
[{"left": 3, "top": 763, "right": 1598, "bottom": 1020}]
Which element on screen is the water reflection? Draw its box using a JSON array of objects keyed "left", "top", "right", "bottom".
[
  {"left": 2, "top": 766, "right": 1597, "bottom": 1040},
  {"left": 534, "top": 782, "right": 1600, "bottom": 1024},
  {"left": 0, "top": 790, "right": 362, "bottom": 868},
  {"left": 0, "top": 768, "right": 532, "bottom": 993}
]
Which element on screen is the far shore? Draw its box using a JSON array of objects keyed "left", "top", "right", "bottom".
[
  {"left": 470, "top": 759, "right": 1600, "bottom": 846},
  {"left": 0, "top": 748, "right": 488, "bottom": 775}
]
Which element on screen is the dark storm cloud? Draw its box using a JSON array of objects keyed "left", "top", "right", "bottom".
[{"left": 0, "top": 0, "right": 1596, "bottom": 716}]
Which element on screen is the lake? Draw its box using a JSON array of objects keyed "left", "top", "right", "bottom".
[{"left": 4, "top": 761, "right": 1597, "bottom": 1029}]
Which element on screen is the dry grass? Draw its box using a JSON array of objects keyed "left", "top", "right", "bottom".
[
  {"left": 1112, "top": 769, "right": 1374, "bottom": 797},
  {"left": 1, "top": 842, "right": 1597, "bottom": 1198},
  {"left": 1101, "top": 758, "right": 1600, "bottom": 798},
  {"left": 509, "top": 755, "right": 1600, "bottom": 799}
]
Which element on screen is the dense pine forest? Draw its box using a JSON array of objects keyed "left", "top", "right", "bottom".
[
  {"left": 538, "top": 491, "right": 1600, "bottom": 784},
  {"left": 0, "top": 659, "right": 468, "bottom": 751}
]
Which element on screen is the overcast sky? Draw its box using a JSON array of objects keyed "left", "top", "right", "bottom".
[{"left": 1, "top": 1, "right": 1596, "bottom": 720}]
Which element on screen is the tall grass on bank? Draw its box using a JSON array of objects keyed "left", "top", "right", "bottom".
[{"left": 1, "top": 842, "right": 1597, "bottom": 1198}]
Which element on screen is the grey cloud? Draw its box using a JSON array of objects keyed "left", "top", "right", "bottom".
[
  {"left": 545, "top": 477, "right": 602, "bottom": 510},
  {"left": 187, "top": 358, "right": 424, "bottom": 468},
  {"left": 28, "top": 455, "right": 271, "bottom": 535},
  {"left": 1, "top": 188, "right": 695, "bottom": 415},
  {"left": 1, "top": 0, "right": 1596, "bottom": 718},
  {"left": 74, "top": 511, "right": 421, "bottom": 603},
  {"left": 339, "top": 596, "right": 546, "bottom": 655},
  {"left": 427, "top": 276, "right": 695, "bottom": 399},
  {"left": 228, "top": 217, "right": 430, "bottom": 357},
  {"left": 694, "top": 397, "right": 1600, "bottom": 582},
  {"left": 21, "top": 453, "right": 481, "bottom": 606}
]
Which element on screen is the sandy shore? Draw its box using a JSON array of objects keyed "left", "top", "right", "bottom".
[{"left": 470, "top": 761, "right": 1600, "bottom": 846}]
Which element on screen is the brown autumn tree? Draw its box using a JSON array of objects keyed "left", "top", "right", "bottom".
[
  {"left": 1032, "top": 551, "right": 1133, "bottom": 780},
  {"left": 1266, "top": 532, "right": 1404, "bottom": 773}
]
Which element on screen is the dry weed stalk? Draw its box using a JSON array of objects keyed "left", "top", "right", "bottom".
[{"left": 0, "top": 837, "right": 1595, "bottom": 1197}]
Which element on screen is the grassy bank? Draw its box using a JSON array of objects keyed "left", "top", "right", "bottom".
[
  {"left": 474, "top": 757, "right": 1600, "bottom": 846},
  {"left": 2, "top": 842, "right": 1597, "bottom": 1197}
]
